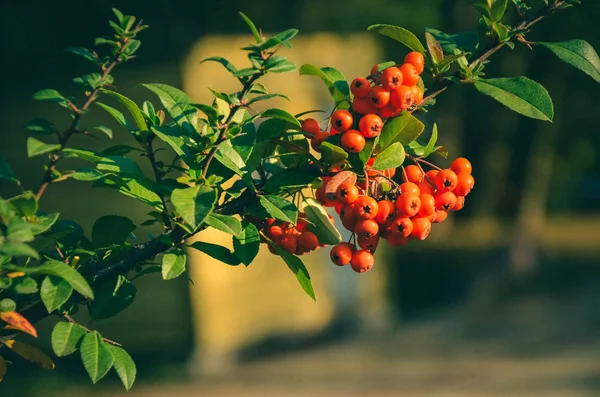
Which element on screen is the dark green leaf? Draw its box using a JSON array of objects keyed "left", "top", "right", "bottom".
[
  {"left": 425, "top": 28, "right": 479, "bottom": 53},
  {"left": 108, "top": 345, "right": 136, "bottom": 391},
  {"left": 161, "top": 249, "right": 187, "bottom": 280},
  {"left": 142, "top": 84, "right": 198, "bottom": 134},
  {"left": 214, "top": 140, "right": 256, "bottom": 190},
  {"left": 466, "top": 0, "right": 492, "bottom": 17},
  {"left": 88, "top": 126, "right": 113, "bottom": 139},
  {"left": 367, "top": 24, "right": 426, "bottom": 53},
  {"left": 233, "top": 221, "right": 260, "bottom": 266},
  {"left": 0, "top": 242, "right": 39, "bottom": 259},
  {"left": 205, "top": 213, "right": 242, "bottom": 236},
  {"left": 89, "top": 276, "right": 136, "bottom": 320},
  {"left": 7, "top": 192, "right": 37, "bottom": 217},
  {"left": 473, "top": 77, "right": 554, "bottom": 121},
  {"left": 267, "top": 60, "right": 297, "bottom": 73},
  {"left": 65, "top": 47, "right": 97, "bottom": 63},
  {"left": 97, "top": 156, "right": 143, "bottom": 176},
  {"left": 0, "top": 155, "right": 18, "bottom": 185},
  {"left": 490, "top": 0, "right": 508, "bottom": 21},
  {"left": 96, "top": 102, "right": 131, "bottom": 129},
  {"left": 189, "top": 241, "right": 241, "bottom": 266},
  {"left": 201, "top": 56, "right": 238, "bottom": 74},
  {"left": 377, "top": 112, "right": 425, "bottom": 150},
  {"left": 266, "top": 237, "right": 315, "bottom": 300},
  {"left": 151, "top": 126, "right": 191, "bottom": 159},
  {"left": 25, "top": 118, "right": 55, "bottom": 135},
  {"left": 95, "top": 175, "right": 165, "bottom": 210},
  {"left": 170, "top": 185, "right": 216, "bottom": 229},
  {"left": 40, "top": 276, "right": 73, "bottom": 313},
  {"left": 80, "top": 332, "right": 115, "bottom": 384},
  {"left": 51, "top": 322, "right": 86, "bottom": 357},
  {"left": 264, "top": 169, "right": 318, "bottom": 194},
  {"left": 248, "top": 93, "right": 290, "bottom": 105},
  {"left": 536, "top": 40, "right": 600, "bottom": 83},
  {"left": 372, "top": 142, "right": 405, "bottom": 170},
  {"left": 27, "top": 137, "right": 61, "bottom": 158},
  {"left": 233, "top": 68, "right": 260, "bottom": 78},
  {"left": 423, "top": 123, "right": 439, "bottom": 157},
  {"left": 303, "top": 198, "right": 342, "bottom": 245},
  {"left": 91, "top": 215, "right": 136, "bottom": 248},
  {"left": 239, "top": 12, "right": 261, "bottom": 43},
  {"left": 260, "top": 108, "right": 301, "bottom": 128},
  {"left": 358, "top": 136, "right": 379, "bottom": 166},
  {"left": 320, "top": 141, "right": 348, "bottom": 164},
  {"left": 258, "top": 195, "right": 298, "bottom": 224},
  {"left": 100, "top": 89, "right": 148, "bottom": 132}
]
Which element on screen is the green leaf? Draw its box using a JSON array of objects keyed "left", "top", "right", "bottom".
[
  {"left": 259, "top": 196, "right": 298, "bottom": 224},
  {"left": 233, "top": 67, "right": 260, "bottom": 78},
  {"left": 214, "top": 140, "right": 256, "bottom": 190},
  {"left": 40, "top": 276, "right": 73, "bottom": 313},
  {"left": 95, "top": 175, "right": 165, "bottom": 211},
  {"left": 205, "top": 214, "right": 242, "bottom": 236},
  {"left": 299, "top": 64, "right": 350, "bottom": 108},
  {"left": 8, "top": 191, "right": 37, "bottom": 216},
  {"left": 263, "top": 169, "right": 318, "bottom": 194},
  {"left": 97, "top": 156, "right": 143, "bottom": 176},
  {"left": 171, "top": 185, "right": 216, "bottom": 230},
  {"left": 425, "top": 32, "right": 444, "bottom": 64},
  {"left": 100, "top": 89, "right": 148, "bottom": 132},
  {"left": 7, "top": 259, "right": 94, "bottom": 299},
  {"left": 536, "top": 40, "right": 600, "bottom": 84},
  {"left": 260, "top": 108, "right": 301, "bottom": 128},
  {"left": 0, "top": 155, "right": 18, "bottom": 185},
  {"left": 96, "top": 102, "right": 131, "bottom": 129},
  {"left": 151, "top": 126, "right": 191, "bottom": 159},
  {"left": 358, "top": 137, "right": 379, "bottom": 166},
  {"left": 89, "top": 276, "right": 136, "bottom": 320},
  {"left": 490, "top": 0, "right": 508, "bottom": 21},
  {"left": 372, "top": 142, "right": 405, "bottom": 170},
  {"left": 424, "top": 28, "right": 479, "bottom": 53},
  {"left": 108, "top": 345, "right": 136, "bottom": 391},
  {"left": 267, "top": 60, "right": 297, "bottom": 73},
  {"left": 303, "top": 198, "right": 342, "bottom": 245},
  {"left": 32, "top": 89, "right": 70, "bottom": 108},
  {"left": 88, "top": 125, "right": 113, "bottom": 139},
  {"left": 142, "top": 84, "right": 198, "bottom": 134},
  {"left": 247, "top": 93, "right": 290, "bottom": 105},
  {"left": 51, "top": 322, "right": 86, "bottom": 357},
  {"left": 161, "top": 249, "right": 187, "bottom": 280},
  {"left": 320, "top": 141, "right": 348, "bottom": 164},
  {"left": 189, "top": 241, "right": 241, "bottom": 266},
  {"left": 0, "top": 242, "right": 39, "bottom": 259},
  {"left": 65, "top": 47, "right": 97, "bottom": 63},
  {"left": 70, "top": 168, "right": 106, "bottom": 181},
  {"left": 91, "top": 215, "right": 136, "bottom": 248},
  {"left": 27, "top": 137, "right": 61, "bottom": 158},
  {"left": 25, "top": 118, "right": 55, "bottom": 135},
  {"left": 239, "top": 12, "right": 261, "bottom": 43},
  {"left": 473, "top": 77, "right": 554, "bottom": 121},
  {"left": 201, "top": 56, "right": 238, "bottom": 74},
  {"left": 62, "top": 148, "right": 105, "bottom": 162},
  {"left": 0, "top": 298, "right": 16, "bottom": 312},
  {"left": 466, "top": 0, "right": 492, "bottom": 17},
  {"left": 233, "top": 221, "right": 260, "bottom": 266},
  {"left": 80, "top": 332, "right": 115, "bottom": 384},
  {"left": 266, "top": 238, "right": 315, "bottom": 300},
  {"left": 377, "top": 112, "right": 425, "bottom": 150},
  {"left": 367, "top": 24, "right": 426, "bottom": 54},
  {"left": 423, "top": 123, "right": 439, "bottom": 157},
  {"left": 13, "top": 276, "right": 38, "bottom": 294}
]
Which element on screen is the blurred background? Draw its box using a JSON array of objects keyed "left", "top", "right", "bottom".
[{"left": 1, "top": 0, "right": 600, "bottom": 396}]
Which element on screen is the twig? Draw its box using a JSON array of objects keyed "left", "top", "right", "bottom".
[
  {"left": 146, "top": 137, "right": 172, "bottom": 230},
  {"left": 62, "top": 314, "right": 122, "bottom": 346}
]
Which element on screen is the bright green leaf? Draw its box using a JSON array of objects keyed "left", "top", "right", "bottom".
[
  {"left": 80, "top": 332, "right": 114, "bottom": 384},
  {"left": 299, "top": 64, "right": 350, "bottom": 108},
  {"left": 51, "top": 322, "right": 87, "bottom": 357},
  {"left": 161, "top": 249, "right": 187, "bottom": 280},
  {"left": 258, "top": 195, "right": 298, "bottom": 224},
  {"left": 367, "top": 24, "right": 426, "bottom": 54},
  {"left": 266, "top": 237, "right": 315, "bottom": 300},
  {"left": 303, "top": 198, "right": 342, "bottom": 245},
  {"left": 205, "top": 214, "right": 242, "bottom": 236},
  {"left": 40, "top": 276, "right": 73, "bottom": 313},
  {"left": 372, "top": 142, "right": 405, "bottom": 170},
  {"left": 27, "top": 137, "right": 61, "bottom": 158},
  {"left": 142, "top": 84, "right": 198, "bottom": 134},
  {"left": 171, "top": 185, "right": 216, "bottom": 230},
  {"left": 108, "top": 345, "right": 136, "bottom": 391},
  {"left": 377, "top": 112, "right": 425, "bottom": 150},
  {"left": 100, "top": 89, "right": 148, "bottom": 132}
]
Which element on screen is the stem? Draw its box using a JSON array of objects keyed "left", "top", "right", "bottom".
[
  {"left": 146, "top": 137, "right": 172, "bottom": 230},
  {"left": 62, "top": 314, "right": 122, "bottom": 346},
  {"left": 34, "top": 39, "right": 127, "bottom": 200}
]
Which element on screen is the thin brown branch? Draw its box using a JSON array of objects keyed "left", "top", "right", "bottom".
[{"left": 62, "top": 314, "right": 122, "bottom": 346}]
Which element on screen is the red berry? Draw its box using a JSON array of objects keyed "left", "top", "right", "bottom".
[
  {"left": 354, "top": 196, "right": 379, "bottom": 220},
  {"left": 403, "top": 165, "right": 424, "bottom": 183},
  {"left": 454, "top": 172, "right": 475, "bottom": 196},
  {"left": 357, "top": 234, "right": 380, "bottom": 251},
  {"left": 330, "top": 243, "right": 355, "bottom": 266},
  {"left": 359, "top": 114, "right": 384, "bottom": 138},
  {"left": 435, "top": 169, "right": 458, "bottom": 192},
  {"left": 388, "top": 216, "right": 413, "bottom": 238},
  {"left": 404, "top": 52, "right": 425, "bottom": 74},
  {"left": 350, "top": 250, "right": 375, "bottom": 273},
  {"left": 331, "top": 109, "right": 353, "bottom": 133},
  {"left": 410, "top": 217, "right": 431, "bottom": 240},
  {"left": 301, "top": 118, "right": 320, "bottom": 136},
  {"left": 395, "top": 194, "right": 421, "bottom": 217},
  {"left": 435, "top": 191, "right": 457, "bottom": 211},
  {"left": 340, "top": 130, "right": 366, "bottom": 153},
  {"left": 337, "top": 182, "right": 359, "bottom": 205},
  {"left": 354, "top": 219, "right": 379, "bottom": 238},
  {"left": 351, "top": 77, "right": 371, "bottom": 99},
  {"left": 380, "top": 67, "right": 404, "bottom": 91},
  {"left": 450, "top": 157, "right": 472, "bottom": 175},
  {"left": 297, "top": 232, "right": 319, "bottom": 253},
  {"left": 399, "top": 63, "right": 420, "bottom": 86},
  {"left": 375, "top": 200, "right": 396, "bottom": 224}
]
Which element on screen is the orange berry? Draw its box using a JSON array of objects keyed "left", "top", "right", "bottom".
[
  {"left": 350, "top": 250, "right": 375, "bottom": 273},
  {"left": 379, "top": 103, "right": 402, "bottom": 119},
  {"left": 450, "top": 157, "right": 472, "bottom": 175},
  {"left": 400, "top": 182, "right": 420, "bottom": 196},
  {"left": 411, "top": 86, "right": 424, "bottom": 105},
  {"left": 388, "top": 233, "right": 408, "bottom": 246},
  {"left": 341, "top": 204, "right": 357, "bottom": 231},
  {"left": 435, "top": 191, "right": 457, "bottom": 211},
  {"left": 331, "top": 109, "right": 353, "bottom": 133},
  {"left": 403, "top": 165, "right": 424, "bottom": 183},
  {"left": 390, "top": 85, "right": 415, "bottom": 110},
  {"left": 435, "top": 169, "right": 458, "bottom": 192},
  {"left": 296, "top": 216, "right": 310, "bottom": 232},
  {"left": 268, "top": 225, "right": 284, "bottom": 238},
  {"left": 311, "top": 131, "right": 330, "bottom": 152},
  {"left": 274, "top": 234, "right": 297, "bottom": 254},
  {"left": 315, "top": 184, "right": 336, "bottom": 207},
  {"left": 352, "top": 98, "right": 378, "bottom": 115},
  {"left": 354, "top": 196, "right": 379, "bottom": 220},
  {"left": 375, "top": 200, "right": 396, "bottom": 224},
  {"left": 367, "top": 86, "right": 391, "bottom": 109},
  {"left": 404, "top": 51, "right": 425, "bottom": 74},
  {"left": 399, "top": 63, "right": 420, "bottom": 86},
  {"left": 340, "top": 130, "right": 366, "bottom": 153},
  {"left": 337, "top": 182, "right": 359, "bottom": 205},
  {"left": 418, "top": 193, "right": 436, "bottom": 217},
  {"left": 351, "top": 77, "right": 371, "bottom": 99},
  {"left": 425, "top": 170, "right": 439, "bottom": 181},
  {"left": 410, "top": 217, "right": 431, "bottom": 240},
  {"left": 380, "top": 67, "right": 404, "bottom": 91},
  {"left": 418, "top": 181, "right": 436, "bottom": 196},
  {"left": 330, "top": 242, "right": 355, "bottom": 266},
  {"left": 301, "top": 118, "right": 320, "bottom": 136},
  {"left": 359, "top": 114, "right": 384, "bottom": 138},
  {"left": 434, "top": 210, "right": 448, "bottom": 223},
  {"left": 395, "top": 194, "right": 421, "bottom": 217},
  {"left": 354, "top": 219, "right": 379, "bottom": 238},
  {"left": 297, "top": 232, "right": 319, "bottom": 253},
  {"left": 454, "top": 172, "right": 475, "bottom": 196},
  {"left": 357, "top": 234, "right": 380, "bottom": 251},
  {"left": 452, "top": 196, "right": 465, "bottom": 211},
  {"left": 388, "top": 216, "right": 413, "bottom": 238}
]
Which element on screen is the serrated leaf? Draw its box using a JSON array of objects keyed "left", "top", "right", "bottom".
[
  {"left": 5, "top": 340, "right": 55, "bottom": 369},
  {"left": 108, "top": 345, "right": 136, "bottom": 391},
  {"left": 299, "top": 64, "right": 350, "bottom": 108},
  {"left": 536, "top": 40, "right": 600, "bottom": 84},
  {"left": 161, "top": 249, "right": 187, "bottom": 280},
  {"left": 205, "top": 214, "right": 242, "bottom": 236},
  {"left": 214, "top": 140, "right": 256, "bottom": 190},
  {"left": 233, "top": 221, "right": 260, "bottom": 266},
  {"left": 100, "top": 89, "right": 148, "bottom": 132},
  {"left": 372, "top": 142, "right": 405, "bottom": 170},
  {"left": 258, "top": 195, "right": 298, "bottom": 224},
  {"left": 40, "top": 276, "right": 73, "bottom": 313},
  {"left": 473, "top": 77, "right": 554, "bottom": 121},
  {"left": 377, "top": 112, "right": 425, "bottom": 150},
  {"left": 27, "top": 137, "right": 61, "bottom": 158},
  {"left": 51, "top": 322, "right": 86, "bottom": 357},
  {"left": 89, "top": 276, "right": 136, "bottom": 320},
  {"left": 171, "top": 185, "right": 216, "bottom": 230},
  {"left": 80, "top": 332, "right": 114, "bottom": 384},
  {"left": 265, "top": 237, "right": 315, "bottom": 300},
  {"left": 92, "top": 215, "right": 136, "bottom": 248},
  {"left": 0, "top": 312, "right": 37, "bottom": 338},
  {"left": 189, "top": 241, "right": 240, "bottom": 266},
  {"left": 367, "top": 24, "right": 426, "bottom": 54},
  {"left": 142, "top": 83, "right": 198, "bottom": 134},
  {"left": 303, "top": 198, "right": 342, "bottom": 245}
]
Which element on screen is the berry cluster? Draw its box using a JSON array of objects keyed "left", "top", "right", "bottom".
[
  {"left": 257, "top": 214, "right": 332, "bottom": 256},
  {"left": 316, "top": 157, "right": 474, "bottom": 273}
]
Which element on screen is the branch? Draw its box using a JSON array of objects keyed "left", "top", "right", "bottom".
[
  {"left": 62, "top": 314, "right": 122, "bottom": 346},
  {"left": 146, "top": 137, "right": 172, "bottom": 229}
]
